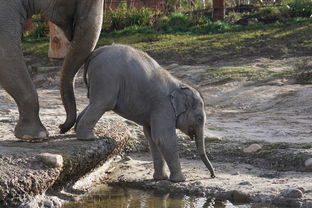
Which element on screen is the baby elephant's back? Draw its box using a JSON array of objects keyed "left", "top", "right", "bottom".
[
  {"left": 85, "top": 44, "right": 170, "bottom": 124},
  {"left": 86, "top": 44, "right": 163, "bottom": 88}
]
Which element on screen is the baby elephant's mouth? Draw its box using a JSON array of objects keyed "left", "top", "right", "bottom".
[{"left": 188, "top": 128, "right": 195, "bottom": 140}]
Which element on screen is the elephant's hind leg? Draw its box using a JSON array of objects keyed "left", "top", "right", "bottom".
[
  {"left": 76, "top": 71, "right": 119, "bottom": 140},
  {"left": 75, "top": 91, "right": 117, "bottom": 140},
  {"left": 143, "top": 125, "right": 168, "bottom": 180},
  {"left": 0, "top": 42, "right": 48, "bottom": 139},
  {"left": 75, "top": 102, "right": 112, "bottom": 140}
]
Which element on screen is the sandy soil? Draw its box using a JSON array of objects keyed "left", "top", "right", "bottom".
[
  {"left": 105, "top": 153, "right": 312, "bottom": 207},
  {"left": 0, "top": 57, "right": 311, "bottom": 207}
]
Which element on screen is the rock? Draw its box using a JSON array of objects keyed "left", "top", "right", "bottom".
[
  {"left": 229, "top": 190, "right": 251, "bottom": 203},
  {"left": 273, "top": 197, "right": 303, "bottom": 208},
  {"left": 204, "top": 133, "right": 222, "bottom": 142},
  {"left": 39, "top": 153, "right": 63, "bottom": 168},
  {"left": 124, "top": 156, "right": 133, "bottom": 161},
  {"left": 274, "top": 131, "right": 287, "bottom": 137},
  {"left": 232, "top": 171, "right": 240, "bottom": 175},
  {"left": 259, "top": 172, "right": 280, "bottom": 179},
  {"left": 49, "top": 196, "right": 62, "bottom": 208},
  {"left": 243, "top": 144, "right": 262, "bottom": 154},
  {"left": 304, "top": 158, "right": 312, "bottom": 170},
  {"left": 165, "top": 63, "right": 179, "bottom": 71},
  {"left": 18, "top": 201, "right": 39, "bottom": 208},
  {"left": 43, "top": 200, "right": 53, "bottom": 208},
  {"left": 238, "top": 181, "right": 252, "bottom": 186},
  {"left": 281, "top": 188, "right": 303, "bottom": 199}
]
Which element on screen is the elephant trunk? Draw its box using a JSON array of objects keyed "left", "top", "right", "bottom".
[
  {"left": 195, "top": 129, "right": 216, "bottom": 178},
  {"left": 59, "top": 1, "right": 104, "bottom": 134}
]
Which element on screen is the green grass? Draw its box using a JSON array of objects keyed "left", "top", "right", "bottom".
[
  {"left": 205, "top": 67, "right": 270, "bottom": 81},
  {"left": 301, "top": 144, "right": 312, "bottom": 149}
]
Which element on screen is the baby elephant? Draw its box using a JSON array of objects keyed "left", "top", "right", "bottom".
[{"left": 76, "top": 44, "right": 215, "bottom": 182}]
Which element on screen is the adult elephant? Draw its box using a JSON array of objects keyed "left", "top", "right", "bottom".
[{"left": 0, "top": 0, "right": 104, "bottom": 140}]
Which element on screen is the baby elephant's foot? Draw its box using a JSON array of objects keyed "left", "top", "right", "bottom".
[
  {"left": 169, "top": 172, "right": 186, "bottom": 182},
  {"left": 153, "top": 172, "right": 169, "bottom": 181},
  {"left": 76, "top": 129, "right": 97, "bottom": 141}
]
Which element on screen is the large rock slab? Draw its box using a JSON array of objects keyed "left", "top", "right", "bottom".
[{"left": 0, "top": 120, "right": 130, "bottom": 207}]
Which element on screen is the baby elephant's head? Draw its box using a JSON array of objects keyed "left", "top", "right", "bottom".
[
  {"left": 170, "top": 85, "right": 215, "bottom": 178},
  {"left": 170, "top": 85, "right": 205, "bottom": 139}
]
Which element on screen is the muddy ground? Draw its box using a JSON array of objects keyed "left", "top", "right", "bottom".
[{"left": 0, "top": 53, "right": 312, "bottom": 207}]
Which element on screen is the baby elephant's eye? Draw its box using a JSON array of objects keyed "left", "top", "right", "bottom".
[{"left": 197, "top": 116, "right": 203, "bottom": 122}]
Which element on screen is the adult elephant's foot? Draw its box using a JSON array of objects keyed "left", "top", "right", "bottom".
[
  {"left": 153, "top": 172, "right": 169, "bottom": 181},
  {"left": 76, "top": 129, "right": 97, "bottom": 141},
  {"left": 14, "top": 120, "right": 48, "bottom": 141},
  {"left": 169, "top": 172, "right": 186, "bottom": 182}
]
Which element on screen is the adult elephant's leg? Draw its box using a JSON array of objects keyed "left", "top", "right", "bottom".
[
  {"left": 143, "top": 125, "right": 168, "bottom": 180},
  {"left": 0, "top": 44, "right": 48, "bottom": 139}
]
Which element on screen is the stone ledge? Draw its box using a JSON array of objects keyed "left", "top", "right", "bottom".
[{"left": 0, "top": 119, "right": 130, "bottom": 208}]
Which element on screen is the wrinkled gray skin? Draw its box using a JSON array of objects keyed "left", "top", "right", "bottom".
[
  {"left": 0, "top": 0, "right": 103, "bottom": 139},
  {"left": 76, "top": 44, "right": 215, "bottom": 182}
]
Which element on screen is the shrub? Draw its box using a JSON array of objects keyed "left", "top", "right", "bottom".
[
  {"left": 191, "top": 21, "right": 240, "bottom": 34},
  {"left": 104, "top": 5, "right": 153, "bottom": 31},
  {"left": 252, "top": 7, "right": 283, "bottom": 20},
  {"left": 225, "top": 12, "right": 243, "bottom": 23},
  {"left": 287, "top": 0, "right": 312, "bottom": 17},
  {"left": 24, "top": 15, "right": 49, "bottom": 39},
  {"left": 161, "top": 12, "right": 194, "bottom": 32},
  {"left": 111, "top": 25, "right": 155, "bottom": 36}
]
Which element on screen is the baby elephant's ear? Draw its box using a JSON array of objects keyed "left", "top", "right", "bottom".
[{"left": 170, "top": 86, "right": 193, "bottom": 117}]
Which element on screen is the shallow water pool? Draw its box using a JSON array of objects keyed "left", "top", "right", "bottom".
[{"left": 63, "top": 185, "right": 274, "bottom": 208}]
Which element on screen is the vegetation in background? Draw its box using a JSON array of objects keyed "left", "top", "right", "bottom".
[
  {"left": 103, "top": 5, "right": 154, "bottom": 31},
  {"left": 23, "top": 15, "right": 49, "bottom": 40},
  {"left": 23, "top": 0, "right": 312, "bottom": 40},
  {"left": 205, "top": 67, "right": 270, "bottom": 81},
  {"left": 22, "top": 0, "right": 312, "bottom": 82},
  {"left": 287, "top": 0, "right": 312, "bottom": 17}
]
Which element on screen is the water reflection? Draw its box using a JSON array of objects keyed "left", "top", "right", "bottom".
[{"left": 63, "top": 186, "right": 270, "bottom": 208}]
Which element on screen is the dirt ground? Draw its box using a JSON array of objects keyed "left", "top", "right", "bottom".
[{"left": 0, "top": 54, "right": 312, "bottom": 207}]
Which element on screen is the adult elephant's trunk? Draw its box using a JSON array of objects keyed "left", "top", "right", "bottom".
[
  {"left": 195, "top": 128, "right": 216, "bottom": 178},
  {"left": 59, "top": 1, "right": 104, "bottom": 134}
]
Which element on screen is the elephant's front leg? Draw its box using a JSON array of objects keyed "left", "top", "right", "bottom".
[
  {"left": 0, "top": 42, "right": 48, "bottom": 139},
  {"left": 143, "top": 125, "right": 168, "bottom": 180},
  {"left": 151, "top": 117, "right": 186, "bottom": 182}
]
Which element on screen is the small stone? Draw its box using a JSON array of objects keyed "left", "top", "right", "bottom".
[
  {"left": 39, "top": 153, "right": 63, "bottom": 168},
  {"left": 232, "top": 171, "right": 240, "bottom": 175},
  {"left": 204, "top": 134, "right": 222, "bottom": 142},
  {"left": 49, "top": 196, "right": 62, "bottom": 208},
  {"left": 230, "top": 190, "right": 251, "bottom": 203},
  {"left": 274, "top": 131, "right": 287, "bottom": 137},
  {"left": 18, "top": 201, "right": 39, "bottom": 208},
  {"left": 43, "top": 200, "right": 53, "bottom": 208},
  {"left": 281, "top": 188, "right": 303, "bottom": 199},
  {"left": 124, "top": 156, "right": 132, "bottom": 161},
  {"left": 243, "top": 144, "right": 262, "bottom": 154},
  {"left": 191, "top": 181, "right": 202, "bottom": 186},
  {"left": 304, "top": 158, "right": 312, "bottom": 170},
  {"left": 114, "top": 155, "right": 122, "bottom": 161},
  {"left": 238, "top": 181, "right": 252, "bottom": 186}
]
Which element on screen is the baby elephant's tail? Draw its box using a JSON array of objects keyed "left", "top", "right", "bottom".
[
  {"left": 83, "top": 48, "right": 103, "bottom": 98},
  {"left": 83, "top": 54, "right": 92, "bottom": 98}
]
